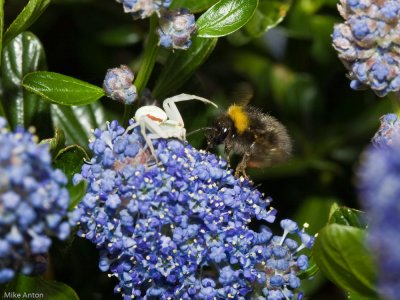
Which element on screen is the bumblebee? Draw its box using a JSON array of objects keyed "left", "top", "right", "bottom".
[{"left": 206, "top": 103, "right": 292, "bottom": 178}]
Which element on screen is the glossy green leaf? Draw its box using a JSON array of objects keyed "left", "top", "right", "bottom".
[
  {"left": 293, "top": 197, "right": 339, "bottom": 294},
  {"left": 0, "top": 0, "right": 4, "bottom": 67},
  {"left": 3, "top": 274, "right": 79, "bottom": 300},
  {"left": 197, "top": 0, "right": 259, "bottom": 37},
  {"left": 3, "top": 0, "right": 51, "bottom": 46},
  {"left": 153, "top": 36, "right": 217, "bottom": 98},
  {"left": 171, "top": 0, "right": 218, "bottom": 12},
  {"left": 68, "top": 180, "right": 88, "bottom": 210},
  {"left": 329, "top": 206, "right": 367, "bottom": 229},
  {"left": 245, "top": 0, "right": 291, "bottom": 37},
  {"left": 51, "top": 102, "right": 107, "bottom": 148},
  {"left": 39, "top": 127, "right": 66, "bottom": 157},
  {"left": 22, "top": 71, "right": 105, "bottom": 105},
  {"left": 54, "top": 144, "right": 89, "bottom": 184},
  {"left": 53, "top": 144, "right": 89, "bottom": 210},
  {"left": 0, "top": 0, "right": 5, "bottom": 118},
  {"left": 295, "top": 197, "right": 338, "bottom": 235},
  {"left": 1, "top": 32, "right": 49, "bottom": 128},
  {"left": 313, "top": 224, "right": 378, "bottom": 297},
  {"left": 298, "top": 256, "right": 319, "bottom": 279},
  {"left": 348, "top": 292, "right": 379, "bottom": 300}
]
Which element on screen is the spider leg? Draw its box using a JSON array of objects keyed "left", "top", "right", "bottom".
[
  {"left": 162, "top": 93, "right": 218, "bottom": 125},
  {"left": 123, "top": 121, "right": 140, "bottom": 135},
  {"left": 143, "top": 121, "right": 172, "bottom": 140},
  {"left": 139, "top": 117, "right": 159, "bottom": 162},
  {"left": 139, "top": 116, "right": 186, "bottom": 161}
]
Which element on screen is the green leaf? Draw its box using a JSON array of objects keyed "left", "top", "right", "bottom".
[
  {"left": 171, "top": 0, "right": 218, "bottom": 13},
  {"left": 3, "top": 0, "right": 51, "bottom": 46},
  {"left": 298, "top": 256, "right": 319, "bottom": 279},
  {"left": 1, "top": 32, "right": 49, "bottom": 128},
  {"left": 3, "top": 274, "right": 79, "bottom": 300},
  {"left": 348, "top": 292, "right": 380, "bottom": 300},
  {"left": 153, "top": 36, "right": 217, "bottom": 98},
  {"left": 68, "top": 180, "right": 88, "bottom": 210},
  {"left": 54, "top": 144, "right": 89, "bottom": 185},
  {"left": 245, "top": 0, "right": 292, "bottom": 37},
  {"left": 295, "top": 197, "right": 338, "bottom": 235},
  {"left": 22, "top": 71, "right": 105, "bottom": 105},
  {"left": 53, "top": 144, "right": 89, "bottom": 210},
  {"left": 329, "top": 206, "right": 367, "bottom": 229},
  {"left": 39, "top": 127, "right": 66, "bottom": 157},
  {"left": 51, "top": 102, "right": 107, "bottom": 148},
  {"left": 313, "top": 224, "right": 378, "bottom": 297},
  {"left": 197, "top": 0, "right": 259, "bottom": 37},
  {"left": 0, "top": 0, "right": 4, "bottom": 67}
]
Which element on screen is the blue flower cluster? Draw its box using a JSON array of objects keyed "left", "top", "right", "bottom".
[
  {"left": 371, "top": 113, "right": 400, "bottom": 147},
  {"left": 157, "top": 8, "right": 197, "bottom": 50},
  {"left": 71, "top": 120, "right": 313, "bottom": 299},
  {"left": 358, "top": 114, "right": 400, "bottom": 300},
  {"left": 115, "top": 0, "right": 171, "bottom": 19},
  {"left": 332, "top": 0, "right": 400, "bottom": 96},
  {"left": 103, "top": 65, "right": 137, "bottom": 105},
  {"left": 0, "top": 118, "right": 70, "bottom": 283}
]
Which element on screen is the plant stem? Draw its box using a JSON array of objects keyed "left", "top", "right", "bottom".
[
  {"left": 123, "top": 16, "right": 159, "bottom": 126},
  {"left": 389, "top": 93, "right": 400, "bottom": 116}
]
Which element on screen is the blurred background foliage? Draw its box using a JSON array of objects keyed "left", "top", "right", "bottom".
[{"left": 3, "top": 0, "right": 392, "bottom": 299}]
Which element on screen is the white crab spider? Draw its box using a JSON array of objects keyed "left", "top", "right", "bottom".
[{"left": 127, "top": 93, "right": 217, "bottom": 160}]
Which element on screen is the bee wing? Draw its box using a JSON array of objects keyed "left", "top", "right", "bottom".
[
  {"left": 232, "top": 82, "right": 254, "bottom": 106},
  {"left": 249, "top": 114, "right": 293, "bottom": 167}
]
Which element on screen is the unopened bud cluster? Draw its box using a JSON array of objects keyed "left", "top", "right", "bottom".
[
  {"left": 115, "top": 0, "right": 171, "bottom": 19},
  {"left": 332, "top": 0, "right": 400, "bottom": 96},
  {"left": 157, "top": 8, "right": 197, "bottom": 50},
  {"left": 103, "top": 65, "right": 137, "bottom": 105}
]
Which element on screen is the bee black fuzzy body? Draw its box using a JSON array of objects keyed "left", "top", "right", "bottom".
[{"left": 206, "top": 104, "right": 292, "bottom": 176}]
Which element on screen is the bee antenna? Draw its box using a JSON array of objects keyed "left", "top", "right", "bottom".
[{"left": 187, "top": 127, "right": 214, "bottom": 137}]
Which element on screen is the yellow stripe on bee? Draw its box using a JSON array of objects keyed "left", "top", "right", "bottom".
[{"left": 227, "top": 104, "right": 249, "bottom": 134}]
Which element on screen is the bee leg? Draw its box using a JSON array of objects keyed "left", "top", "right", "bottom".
[
  {"left": 235, "top": 153, "right": 250, "bottom": 179},
  {"left": 224, "top": 142, "right": 233, "bottom": 167}
]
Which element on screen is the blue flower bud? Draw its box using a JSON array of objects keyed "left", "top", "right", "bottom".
[
  {"left": 103, "top": 65, "right": 137, "bottom": 104},
  {"left": 157, "top": 8, "right": 197, "bottom": 50},
  {"left": 115, "top": 0, "right": 172, "bottom": 19},
  {"left": 371, "top": 113, "right": 400, "bottom": 148}
]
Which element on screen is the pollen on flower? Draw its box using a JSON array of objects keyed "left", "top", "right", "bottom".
[{"left": 71, "top": 119, "right": 312, "bottom": 299}]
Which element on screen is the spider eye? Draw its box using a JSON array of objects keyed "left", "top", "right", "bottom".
[{"left": 223, "top": 128, "right": 227, "bottom": 133}]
